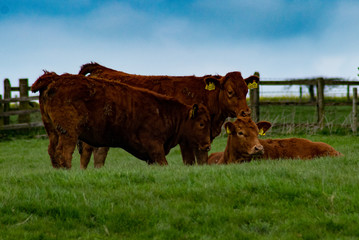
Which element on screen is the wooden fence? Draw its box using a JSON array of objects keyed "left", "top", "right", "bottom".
[
  {"left": 1, "top": 76, "right": 359, "bottom": 133},
  {"left": 0, "top": 78, "right": 43, "bottom": 130},
  {"left": 250, "top": 77, "right": 359, "bottom": 133}
]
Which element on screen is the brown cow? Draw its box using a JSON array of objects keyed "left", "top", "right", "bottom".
[
  {"left": 78, "top": 62, "right": 260, "bottom": 167},
  {"left": 208, "top": 117, "right": 342, "bottom": 164},
  {"left": 31, "top": 72, "right": 211, "bottom": 169}
]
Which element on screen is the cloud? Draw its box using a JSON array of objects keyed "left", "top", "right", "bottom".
[
  {"left": 0, "top": 0, "right": 358, "bottom": 94},
  {"left": 192, "top": 0, "right": 339, "bottom": 40}
]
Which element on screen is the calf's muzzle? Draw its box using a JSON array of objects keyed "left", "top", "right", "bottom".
[{"left": 251, "top": 144, "right": 264, "bottom": 155}]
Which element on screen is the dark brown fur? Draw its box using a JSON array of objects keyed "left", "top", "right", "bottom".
[
  {"left": 32, "top": 72, "right": 211, "bottom": 169},
  {"left": 78, "top": 62, "right": 259, "bottom": 167},
  {"left": 208, "top": 117, "right": 342, "bottom": 164}
]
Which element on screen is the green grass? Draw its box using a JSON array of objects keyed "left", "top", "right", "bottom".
[{"left": 1, "top": 135, "right": 358, "bottom": 239}]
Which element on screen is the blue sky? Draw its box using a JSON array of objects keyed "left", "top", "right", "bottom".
[{"left": 0, "top": 0, "right": 358, "bottom": 94}]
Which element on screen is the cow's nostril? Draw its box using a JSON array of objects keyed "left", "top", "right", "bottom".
[
  {"left": 240, "top": 110, "right": 251, "bottom": 117},
  {"left": 254, "top": 145, "right": 264, "bottom": 153}
]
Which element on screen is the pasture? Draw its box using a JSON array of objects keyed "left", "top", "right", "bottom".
[{"left": 1, "top": 133, "right": 359, "bottom": 239}]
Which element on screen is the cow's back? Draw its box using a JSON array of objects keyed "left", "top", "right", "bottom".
[
  {"left": 260, "top": 138, "right": 342, "bottom": 159},
  {"left": 92, "top": 72, "right": 208, "bottom": 106}
]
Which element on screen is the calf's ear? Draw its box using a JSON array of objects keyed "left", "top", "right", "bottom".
[
  {"left": 189, "top": 104, "right": 199, "bottom": 119},
  {"left": 245, "top": 75, "right": 260, "bottom": 89},
  {"left": 224, "top": 122, "right": 236, "bottom": 135},
  {"left": 256, "top": 121, "right": 272, "bottom": 135},
  {"left": 204, "top": 77, "right": 220, "bottom": 91}
]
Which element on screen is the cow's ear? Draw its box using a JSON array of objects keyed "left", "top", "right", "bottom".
[
  {"left": 204, "top": 77, "right": 220, "bottom": 91},
  {"left": 256, "top": 121, "right": 271, "bottom": 136},
  {"left": 245, "top": 75, "right": 260, "bottom": 89},
  {"left": 189, "top": 104, "right": 199, "bottom": 119},
  {"left": 224, "top": 122, "right": 236, "bottom": 135}
]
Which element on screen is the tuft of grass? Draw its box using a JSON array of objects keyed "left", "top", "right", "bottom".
[{"left": 0, "top": 135, "right": 358, "bottom": 239}]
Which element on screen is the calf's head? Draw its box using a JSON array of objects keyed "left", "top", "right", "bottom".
[
  {"left": 183, "top": 104, "right": 211, "bottom": 152},
  {"left": 224, "top": 117, "right": 271, "bottom": 163},
  {"left": 204, "top": 72, "right": 259, "bottom": 118}
]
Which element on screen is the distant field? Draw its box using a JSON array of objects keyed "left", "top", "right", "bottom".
[{"left": 0, "top": 134, "right": 358, "bottom": 239}]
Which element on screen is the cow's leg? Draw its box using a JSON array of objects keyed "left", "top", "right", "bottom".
[
  {"left": 55, "top": 136, "right": 77, "bottom": 169},
  {"left": 148, "top": 152, "right": 168, "bottom": 165},
  {"left": 93, "top": 147, "right": 110, "bottom": 168},
  {"left": 179, "top": 142, "right": 196, "bottom": 165},
  {"left": 48, "top": 132, "right": 60, "bottom": 168},
  {"left": 147, "top": 144, "right": 168, "bottom": 166},
  {"left": 194, "top": 148, "right": 209, "bottom": 165},
  {"left": 79, "top": 142, "right": 94, "bottom": 169},
  {"left": 47, "top": 131, "right": 61, "bottom": 168},
  {"left": 42, "top": 115, "right": 61, "bottom": 168}
]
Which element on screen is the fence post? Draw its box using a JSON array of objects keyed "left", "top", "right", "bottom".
[
  {"left": 299, "top": 86, "right": 302, "bottom": 102},
  {"left": 309, "top": 85, "right": 315, "bottom": 102},
  {"left": 347, "top": 85, "right": 350, "bottom": 101},
  {"left": 0, "top": 94, "right": 3, "bottom": 127},
  {"left": 352, "top": 88, "right": 357, "bottom": 134},
  {"left": 317, "top": 78, "right": 325, "bottom": 129},
  {"left": 18, "top": 78, "right": 31, "bottom": 123},
  {"left": 4, "top": 78, "right": 11, "bottom": 125},
  {"left": 250, "top": 72, "right": 260, "bottom": 122}
]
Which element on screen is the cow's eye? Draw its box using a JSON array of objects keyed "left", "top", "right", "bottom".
[
  {"left": 227, "top": 90, "right": 234, "bottom": 97},
  {"left": 237, "top": 131, "right": 244, "bottom": 136},
  {"left": 199, "top": 123, "right": 205, "bottom": 128}
]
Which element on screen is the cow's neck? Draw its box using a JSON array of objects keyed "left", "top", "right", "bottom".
[
  {"left": 207, "top": 89, "right": 221, "bottom": 116},
  {"left": 172, "top": 105, "right": 197, "bottom": 149},
  {"left": 161, "top": 105, "right": 188, "bottom": 153},
  {"left": 207, "top": 90, "right": 227, "bottom": 139},
  {"left": 258, "top": 139, "right": 271, "bottom": 159}
]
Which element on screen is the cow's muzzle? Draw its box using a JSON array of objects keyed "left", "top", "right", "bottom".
[
  {"left": 250, "top": 144, "right": 264, "bottom": 155},
  {"left": 199, "top": 144, "right": 211, "bottom": 152},
  {"left": 238, "top": 109, "right": 251, "bottom": 118}
]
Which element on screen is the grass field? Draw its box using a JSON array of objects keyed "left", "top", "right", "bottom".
[{"left": 1, "top": 134, "right": 358, "bottom": 239}]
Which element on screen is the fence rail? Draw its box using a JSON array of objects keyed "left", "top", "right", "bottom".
[{"left": 1, "top": 76, "right": 359, "bottom": 133}]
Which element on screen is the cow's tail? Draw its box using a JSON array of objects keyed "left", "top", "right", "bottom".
[
  {"left": 78, "top": 62, "right": 101, "bottom": 76},
  {"left": 31, "top": 71, "right": 59, "bottom": 93}
]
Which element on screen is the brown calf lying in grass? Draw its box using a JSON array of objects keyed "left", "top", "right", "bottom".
[{"left": 208, "top": 117, "right": 342, "bottom": 164}]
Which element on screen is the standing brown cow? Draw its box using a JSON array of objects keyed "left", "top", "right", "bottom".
[
  {"left": 78, "top": 62, "right": 259, "bottom": 167},
  {"left": 208, "top": 117, "right": 342, "bottom": 164},
  {"left": 31, "top": 72, "right": 211, "bottom": 169}
]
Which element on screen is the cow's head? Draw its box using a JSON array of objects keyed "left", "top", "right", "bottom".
[
  {"left": 183, "top": 104, "right": 211, "bottom": 152},
  {"left": 204, "top": 72, "right": 259, "bottom": 118},
  {"left": 224, "top": 117, "right": 271, "bottom": 163}
]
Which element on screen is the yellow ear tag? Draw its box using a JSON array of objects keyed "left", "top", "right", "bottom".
[
  {"left": 205, "top": 82, "right": 216, "bottom": 91},
  {"left": 247, "top": 81, "right": 258, "bottom": 89},
  {"left": 259, "top": 128, "right": 265, "bottom": 136},
  {"left": 226, "top": 126, "right": 231, "bottom": 135}
]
